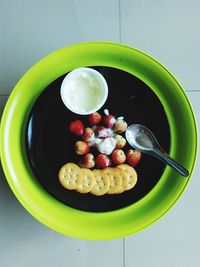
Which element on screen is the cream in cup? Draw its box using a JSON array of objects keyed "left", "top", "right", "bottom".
[{"left": 60, "top": 68, "right": 108, "bottom": 115}]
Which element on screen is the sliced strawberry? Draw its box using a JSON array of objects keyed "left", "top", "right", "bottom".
[
  {"left": 88, "top": 112, "right": 102, "bottom": 126},
  {"left": 111, "top": 149, "right": 126, "bottom": 165},
  {"left": 69, "top": 120, "right": 84, "bottom": 136},
  {"left": 126, "top": 149, "right": 141, "bottom": 167},
  {"left": 95, "top": 154, "right": 111, "bottom": 169}
]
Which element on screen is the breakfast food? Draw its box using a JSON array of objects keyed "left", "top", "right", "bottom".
[
  {"left": 117, "top": 164, "right": 137, "bottom": 190},
  {"left": 111, "top": 149, "right": 126, "bottom": 165},
  {"left": 68, "top": 109, "right": 141, "bottom": 168},
  {"left": 88, "top": 112, "right": 102, "bottom": 125},
  {"left": 58, "top": 163, "right": 83, "bottom": 190},
  {"left": 97, "top": 137, "right": 116, "bottom": 155},
  {"left": 114, "top": 118, "right": 127, "bottom": 133},
  {"left": 59, "top": 109, "right": 141, "bottom": 195},
  {"left": 115, "top": 134, "right": 126, "bottom": 149},
  {"left": 95, "top": 154, "right": 112, "bottom": 169},
  {"left": 75, "top": 141, "right": 90, "bottom": 155},
  {"left": 69, "top": 120, "right": 84, "bottom": 136},
  {"left": 60, "top": 68, "right": 108, "bottom": 115},
  {"left": 114, "top": 168, "right": 130, "bottom": 193},
  {"left": 58, "top": 163, "right": 138, "bottom": 195},
  {"left": 103, "top": 168, "right": 122, "bottom": 194},
  {"left": 103, "top": 114, "right": 116, "bottom": 128},
  {"left": 79, "top": 153, "right": 95, "bottom": 169},
  {"left": 126, "top": 149, "right": 142, "bottom": 167},
  {"left": 95, "top": 126, "right": 110, "bottom": 139},
  {"left": 90, "top": 169, "right": 110, "bottom": 196},
  {"left": 76, "top": 168, "right": 95, "bottom": 194},
  {"left": 82, "top": 127, "right": 94, "bottom": 142}
]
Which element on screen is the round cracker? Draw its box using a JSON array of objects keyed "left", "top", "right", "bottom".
[
  {"left": 58, "top": 163, "right": 82, "bottom": 190},
  {"left": 114, "top": 169, "right": 130, "bottom": 193},
  {"left": 117, "top": 164, "right": 137, "bottom": 191},
  {"left": 90, "top": 169, "right": 110, "bottom": 196},
  {"left": 76, "top": 168, "right": 95, "bottom": 194},
  {"left": 102, "top": 168, "right": 122, "bottom": 194}
]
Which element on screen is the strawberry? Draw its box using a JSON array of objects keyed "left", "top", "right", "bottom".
[
  {"left": 114, "top": 134, "right": 126, "bottom": 149},
  {"left": 126, "top": 149, "right": 141, "bottom": 167},
  {"left": 96, "top": 154, "right": 111, "bottom": 169},
  {"left": 114, "top": 119, "right": 127, "bottom": 133},
  {"left": 75, "top": 141, "right": 90, "bottom": 155},
  {"left": 103, "top": 115, "right": 116, "bottom": 128},
  {"left": 95, "top": 126, "right": 110, "bottom": 139},
  {"left": 82, "top": 127, "right": 94, "bottom": 142},
  {"left": 88, "top": 112, "right": 102, "bottom": 126},
  {"left": 79, "top": 153, "right": 95, "bottom": 169},
  {"left": 111, "top": 149, "right": 126, "bottom": 165},
  {"left": 69, "top": 120, "right": 84, "bottom": 136}
]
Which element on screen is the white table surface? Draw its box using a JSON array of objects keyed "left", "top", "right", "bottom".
[{"left": 0, "top": 1, "right": 200, "bottom": 266}]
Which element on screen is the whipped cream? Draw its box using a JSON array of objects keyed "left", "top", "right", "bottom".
[
  {"left": 87, "top": 109, "right": 126, "bottom": 155},
  {"left": 97, "top": 128, "right": 113, "bottom": 138},
  {"left": 88, "top": 134, "right": 102, "bottom": 147},
  {"left": 97, "top": 137, "right": 116, "bottom": 155},
  {"left": 87, "top": 129, "right": 116, "bottom": 155}
]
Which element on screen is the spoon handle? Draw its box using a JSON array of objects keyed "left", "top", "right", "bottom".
[{"left": 154, "top": 149, "right": 189, "bottom": 177}]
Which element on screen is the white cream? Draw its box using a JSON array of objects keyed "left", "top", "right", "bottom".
[
  {"left": 60, "top": 68, "right": 108, "bottom": 115},
  {"left": 97, "top": 128, "right": 113, "bottom": 138},
  {"left": 97, "top": 137, "right": 116, "bottom": 155},
  {"left": 88, "top": 135, "right": 102, "bottom": 147},
  {"left": 117, "top": 116, "right": 124, "bottom": 121},
  {"left": 104, "top": 109, "right": 109, "bottom": 115},
  {"left": 87, "top": 109, "right": 126, "bottom": 155}
]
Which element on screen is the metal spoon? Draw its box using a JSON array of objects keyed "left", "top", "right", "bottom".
[{"left": 125, "top": 124, "right": 189, "bottom": 177}]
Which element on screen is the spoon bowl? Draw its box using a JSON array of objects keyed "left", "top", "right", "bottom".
[{"left": 126, "top": 124, "right": 189, "bottom": 177}]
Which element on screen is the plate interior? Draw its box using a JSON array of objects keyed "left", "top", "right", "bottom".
[{"left": 26, "top": 66, "right": 170, "bottom": 212}]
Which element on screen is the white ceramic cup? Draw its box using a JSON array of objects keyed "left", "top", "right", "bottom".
[{"left": 60, "top": 67, "right": 108, "bottom": 115}]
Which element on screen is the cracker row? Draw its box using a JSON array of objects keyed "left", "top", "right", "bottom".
[{"left": 58, "top": 163, "right": 138, "bottom": 195}]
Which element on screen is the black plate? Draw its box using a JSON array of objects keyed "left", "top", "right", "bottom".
[{"left": 26, "top": 66, "right": 170, "bottom": 212}]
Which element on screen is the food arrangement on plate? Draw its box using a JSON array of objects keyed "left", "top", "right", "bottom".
[
  {"left": 58, "top": 109, "right": 141, "bottom": 196},
  {"left": 57, "top": 65, "right": 188, "bottom": 197},
  {"left": 57, "top": 67, "right": 145, "bottom": 196},
  {"left": 25, "top": 64, "right": 172, "bottom": 212}
]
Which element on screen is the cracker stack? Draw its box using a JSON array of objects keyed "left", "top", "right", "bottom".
[{"left": 59, "top": 163, "right": 137, "bottom": 196}]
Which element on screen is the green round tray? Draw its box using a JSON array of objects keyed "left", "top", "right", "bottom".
[{"left": 0, "top": 42, "right": 197, "bottom": 240}]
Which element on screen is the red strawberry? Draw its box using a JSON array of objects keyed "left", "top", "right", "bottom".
[
  {"left": 88, "top": 112, "right": 102, "bottom": 125},
  {"left": 82, "top": 127, "right": 94, "bottom": 142},
  {"left": 114, "top": 119, "right": 127, "bottom": 133},
  {"left": 126, "top": 149, "right": 141, "bottom": 167},
  {"left": 95, "top": 126, "right": 110, "bottom": 139},
  {"left": 75, "top": 141, "right": 90, "bottom": 155},
  {"left": 69, "top": 120, "right": 84, "bottom": 136},
  {"left": 79, "top": 153, "right": 95, "bottom": 169},
  {"left": 111, "top": 149, "right": 126, "bottom": 165},
  {"left": 103, "top": 115, "right": 116, "bottom": 128},
  {"left": 96, "top": 154, "right": 111, "bottom": 169}
]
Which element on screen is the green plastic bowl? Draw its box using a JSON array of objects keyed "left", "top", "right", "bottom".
[{"left": 0, "top": 42, "right": 197, "bottom": 240}]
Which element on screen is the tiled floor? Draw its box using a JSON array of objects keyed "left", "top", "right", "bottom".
[{"left": 0, "top": 1, "right": 200, "bottom": 266}]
